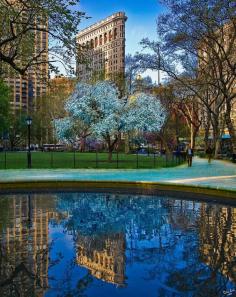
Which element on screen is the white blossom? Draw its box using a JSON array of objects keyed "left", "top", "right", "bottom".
[
  {"left": 54, "top": 81, "right": 166, "bottom": 146},
  {"left": 125, "top": 93, "right": 166, "bottom": 132}
]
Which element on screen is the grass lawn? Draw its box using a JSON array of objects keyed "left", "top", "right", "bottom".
[{"left": 0, "top": 151, "right": 184, "bottom": 169}]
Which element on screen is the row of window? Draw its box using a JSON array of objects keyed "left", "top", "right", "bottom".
[
  {"left": 79, "top": 27, "right": 125, "bottom": 50},
  {"left": 79, "top": 18, "right": 124, "bottom": 40}
]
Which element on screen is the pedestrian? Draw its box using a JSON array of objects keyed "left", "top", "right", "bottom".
[
  {"left": 206, "top": 145, "right": 213, "bottom": 164},
  {"left": 186, "top": 144, "right": 194, "bottom": 167}
]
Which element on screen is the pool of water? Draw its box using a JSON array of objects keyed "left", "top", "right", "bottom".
[{"left": 0, "top": 192, "right": 236, "bottom": 297}]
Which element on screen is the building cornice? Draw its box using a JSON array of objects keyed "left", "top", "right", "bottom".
[{"left": 77, "top": 12, "right": 127, "bottom": 39}]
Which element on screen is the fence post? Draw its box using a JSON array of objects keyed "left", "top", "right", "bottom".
[
  {"left": 96, "top": 150, "right": 98, "bottom": 168},
  {"left": 51, "top": 151, "right": 53, "bottom": 168},
  {"left": 73, "top": 150, "right": 76, "bottom": 168},
  {"left": 116, "top": 150, "right": 119, "bottom": 169},
  {"left": 4, "top": 151, "right": 7, "bottom": 169},
  {"left": 136, "top": 150, "right": 139, "bottom": 168}
]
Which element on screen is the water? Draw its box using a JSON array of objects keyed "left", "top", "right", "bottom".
[{"left": 0, "top": 192, "right": 236, "bottom": 297}]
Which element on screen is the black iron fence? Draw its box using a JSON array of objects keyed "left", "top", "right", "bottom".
[{"left": 0, "top": 151, "right": 186, "bottom": 169}]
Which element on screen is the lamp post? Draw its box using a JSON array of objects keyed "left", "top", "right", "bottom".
[{"left": 26, "top": 116, "right": 32, "bottom": 169}]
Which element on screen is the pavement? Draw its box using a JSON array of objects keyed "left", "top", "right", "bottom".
[{"left": 0, "top": 157, "right": 235, "bottom": 193}]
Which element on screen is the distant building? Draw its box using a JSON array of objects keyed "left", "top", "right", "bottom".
[
  {"left": 48, "top": 75, "right": 76, "bottom": 96},
  {"left": 132, "top": 74, "right": 155, "bottom": 95},
  {"left": 198, "top": 21, "right": 236, "bottom": 148},
  {"left": 76, "top": 12, "right": 127, "bottom": 90},
  {"left": 2, "top": 6, "right": 48, "bottom": 112}
]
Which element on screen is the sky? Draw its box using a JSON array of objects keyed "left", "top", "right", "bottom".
[{"left": 64, "top": 0, "right": 165, "bottom": 83}]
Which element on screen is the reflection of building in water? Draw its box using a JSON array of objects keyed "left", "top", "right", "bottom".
[
  {"left": 199, "top": 204, "right": 236, "bottom": 282},
  {"left": 76, "top": 233, "right": 125, "bottom": 286},
  {"left": 0, "top": 195, "right": 58, "bottom": 296}
]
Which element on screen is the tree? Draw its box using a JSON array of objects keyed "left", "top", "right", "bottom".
[
  {"left": 171, "top": 80, "right": 202, "bottom": 149},
  {"left": 8, "top": 111, "right": 27, "bottom": 150},
  {"left": 33, "top": 77, "right": 77, "bottom": 145},
  {"left": 55, "top": 81, "right": 124, "bottom": 161},
  {"left": 0, "top": 80, "right": 10, "bottom": 139},
  {"left": 0, "top": 0, "right": 86, "bottom": 76},
  {"left": 135, "top": 0, "right": 236, "bottom": 155},
  {"left": 55, "top": 81, "right": 166, "bottom": 161},
  {"left": 125, "top": 54, "right": 139, "bottom": 95}
]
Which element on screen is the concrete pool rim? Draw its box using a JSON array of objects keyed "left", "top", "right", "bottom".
[{"left": 0, "top": 179, "right": 235, "bottom": 200}]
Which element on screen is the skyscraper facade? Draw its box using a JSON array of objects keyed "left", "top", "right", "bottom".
[
  {"left": 77, "top": 12, "right": 127, "bottom": 89},
  {"left": 1, "top": 4, "right": 48, "bottom": 113}
]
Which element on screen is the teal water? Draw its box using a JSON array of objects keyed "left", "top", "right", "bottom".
[{"left": 0, "top": 192, "right": 236, "bottom": 297}]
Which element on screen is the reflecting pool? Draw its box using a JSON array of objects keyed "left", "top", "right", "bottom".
[{"left": 0, "top": 192, "right": 236, "bottom": 297}]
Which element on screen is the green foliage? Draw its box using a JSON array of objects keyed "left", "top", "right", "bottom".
[
  {"left": 8, "top": 111, "right": 28, "bottom": 149},
  {"left": 0, "top": 80, "right": 10, "bottom": 136}
]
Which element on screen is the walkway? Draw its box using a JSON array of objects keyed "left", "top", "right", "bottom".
[{"left": 0, "top": 157, "right": 235, "bottom": 194}]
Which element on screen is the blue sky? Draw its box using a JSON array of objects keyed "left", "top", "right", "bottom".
[
  {"left": 78, "top": 0, "right": 164, "bottom": 55},
  {"left": 76, "top": 0, "right": 165, "bottom": 82}
]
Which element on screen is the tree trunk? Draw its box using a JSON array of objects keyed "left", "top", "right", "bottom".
[
  {"left": 203, "top": 109, "right": 211, "bottom": 150},
  {"left": 212, "top": 127, "right": 220, "bottom": 158},
  {"left": 225, "top": 103, "right": 236, "bottom": 153},
  {"left": 204, "top": 122, "right": 210, "bottom": 150},
  {"left": 190, "top": 124, "right": 199, "bottom": 149},
  {"left": 105, "top": 133, "right": 119, "bottom": 162},
  {"left": 80, "top": 138, "right": 86, "bottom": 152},
  {"left": 158, "top": 134, "right": 171, "bottom": 154},
  {"left": 108, "top": 149, "right": 113, "bottom": 162},
  {"left": 211, "top": 114, "right": 221, "bottom": 158},
  {"left": 124, "top": 133, "right": 130, "bottom": 154}
]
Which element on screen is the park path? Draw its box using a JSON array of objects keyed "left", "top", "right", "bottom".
[{"left": 0, "top": 157, "right": 235, "bottom": 192}]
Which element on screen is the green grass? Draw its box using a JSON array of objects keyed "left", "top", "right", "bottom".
[{"left": 0, "top": 151, "right": 184, "bottom": 169}]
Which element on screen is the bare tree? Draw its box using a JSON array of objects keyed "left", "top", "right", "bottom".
[
  {"left": 0, "top": 0, "right": 86, "bottom": 76},
  {"left": 135, "top": 0, "right": 236, "bottom": 155}
]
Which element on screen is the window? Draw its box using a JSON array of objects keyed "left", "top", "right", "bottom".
[
  {"left": 109, "top": 30, "right": 112, "bottom": 42},
  {"left": 114, "top": 28, "right": 117, "bottom": 39},
  {"left": 95, "top": 37, "right": 98, "bottom": 48},
  {"left": 99, "top": 35, "right": 103, "bottom": 46}
]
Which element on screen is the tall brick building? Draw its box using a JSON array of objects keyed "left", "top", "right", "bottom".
[
  {"left": 1, "top": 1, "right": 49, "bottom": 112},
  {"left": 76, "top": 12, "right": 127, "bottom": 89},
  {"left": 3, "top": 28, "right": 48, "bottom": 112}
]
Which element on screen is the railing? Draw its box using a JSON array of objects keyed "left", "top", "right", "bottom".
[{"left": 0, "top": 151, "right": 186, "bottom": 169}]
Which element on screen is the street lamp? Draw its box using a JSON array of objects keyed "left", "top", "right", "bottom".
[{"left": 26, "top": 116, "right": 32, "bottom": 169}]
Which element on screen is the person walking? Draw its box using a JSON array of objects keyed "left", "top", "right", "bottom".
[
  {"left": 206, "top": 146, "right": 213, "bottom": 164},
  {"left": 186, "top": 144, "right": 194, "bottom": 167}
]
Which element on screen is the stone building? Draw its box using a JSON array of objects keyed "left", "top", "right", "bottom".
[
  {"left": 76, "top": 12, "right": 127, "bottom": 90},
  {"left": 198, "top": 21, "right": 236, "bottom": 151},
  {"left": 76, "top": 233, "right": 125, "bottom": 285}
]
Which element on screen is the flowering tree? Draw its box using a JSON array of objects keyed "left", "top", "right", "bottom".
[
  {"left": 55, "top": 81, "right": 166, "bottom": 161},
  {"left": 126, "top": 93, "right": 166, "bottom": 133}
]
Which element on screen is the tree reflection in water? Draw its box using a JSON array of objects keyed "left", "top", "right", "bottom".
[{"left": 0, "top": 193, "right": 236, "bottom": 297}]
